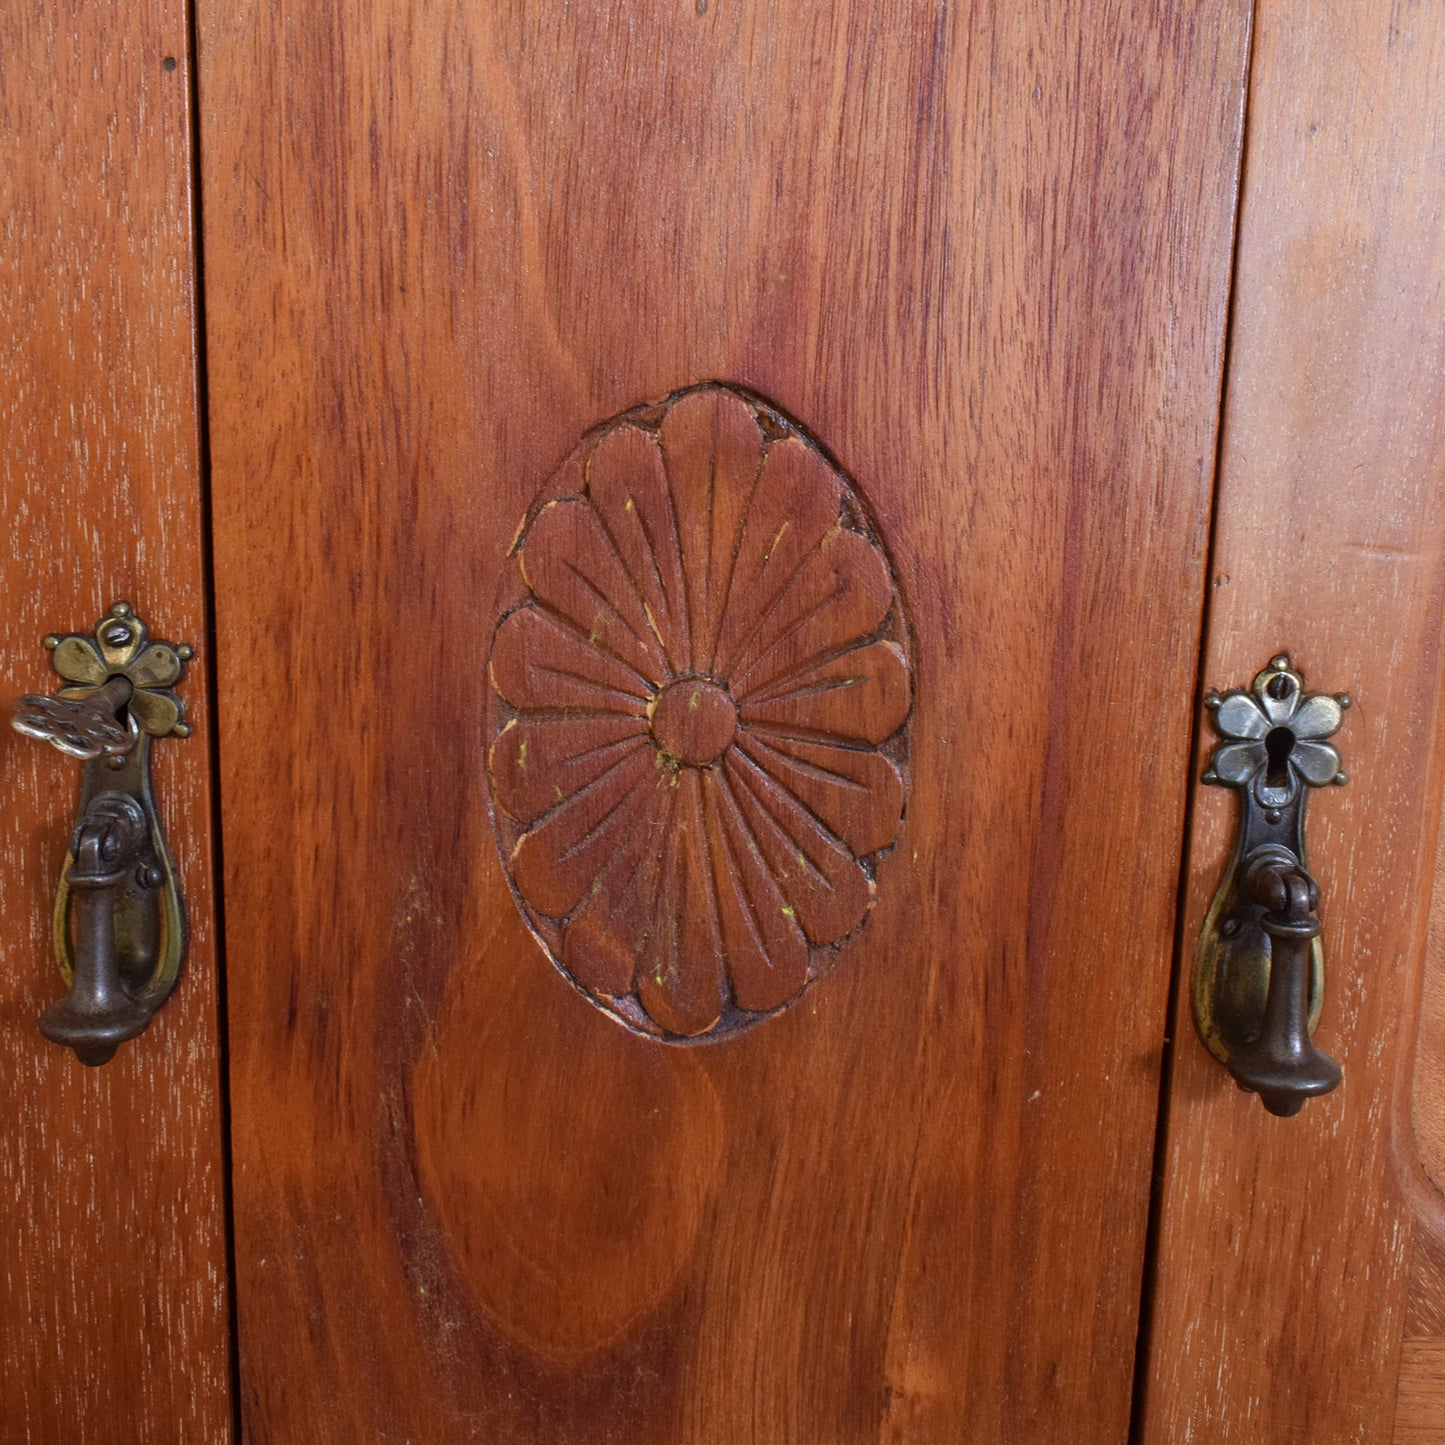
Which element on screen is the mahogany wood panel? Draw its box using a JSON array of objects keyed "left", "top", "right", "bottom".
[
  {"left": 1413, "top": 840, "right": 1445, "bottom": 1198},
  {"left": 197, "top": 2, "right": 1249, "bottom": 1438},
  {"left": 1394, "top": 1341, "right": 1445, "bottom": 1443},
  {"left": 1142, "top": 3, "right": 1445, "bottom": 1441},
  {"left": 0, "top": 3, "right": 232, "bottom": 1441},
  {"left": 1398, "top": 775, "right": 1445, "bottom": 1434}
]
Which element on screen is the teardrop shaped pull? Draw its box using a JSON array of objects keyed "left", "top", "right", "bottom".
[
  {"left": 1194, "top": 654, "right": 1350, "bottom": 1117},
  {"left": 10, "top": 602, "right": 193, "bottom": 1065}
]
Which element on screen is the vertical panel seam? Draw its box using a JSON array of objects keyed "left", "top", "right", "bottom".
[
  {"left": 181, "top": 0, "right": 244, "bottom": 1437},
  {"left": 1126, "top": 2, "right": 1263, "bottom": 1439}
]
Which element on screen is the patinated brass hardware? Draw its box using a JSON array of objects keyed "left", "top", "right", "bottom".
[
  {"left": 10, "top": 602, "right": 193, "bottom": 1065},
  {"left": 1194, "top": 654, "right": 1349, "bottom": 1117}
]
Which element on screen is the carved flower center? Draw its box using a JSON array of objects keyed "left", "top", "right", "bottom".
[{"left": 649, "top": 677, "right": 738, "bottom": 767}]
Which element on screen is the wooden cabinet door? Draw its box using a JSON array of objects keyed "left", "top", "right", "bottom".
[
  {"left": 1142, "top": 5, "right": 1445, "bottom": 1442},
  {"left": 0, "top": 3, "right": 231, "bottom": 1438},
  {"left": 195, "top": 2, "right": 1249, "bottom": 1439},
  {"left": 7, "top": 1, "right": 1443, "bottom": 1441}
]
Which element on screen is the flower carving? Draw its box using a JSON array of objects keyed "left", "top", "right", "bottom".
[
  {"left": 1204, "top": 655, "right": 1348, "bottom": 802},
  {"left": 486, "top": 385, "right": 912, "bottom": 1040}
]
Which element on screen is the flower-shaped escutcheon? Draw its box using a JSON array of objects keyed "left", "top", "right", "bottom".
[
  {"left": 47, "top": 601, "right": 193, "bottom": 740},
  {"left": 486, "top": 385, "right": 912, "bottom": 1041},
  {"left": 1204, "top": 655, "right": 1348, "bottom": 804}
]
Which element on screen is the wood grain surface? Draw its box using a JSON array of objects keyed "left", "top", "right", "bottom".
[
  {"left": 1399, "top": 718, "right": 1445, "bottom": 1433},
  {"left": 1394, "top": 1340, "right": 1445, "bottom": 1443},
  {"left": 1141, "top": 2, "right": 1445, "bottom": 1441},
  {"left": 197, "top": 1, "right": 1249, "bottom": 1438},
  {"left": 0, "top": 3, "right": 232, "bottom": 1441}
]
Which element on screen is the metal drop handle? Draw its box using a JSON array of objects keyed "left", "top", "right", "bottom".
[
  {"left": 10, "top": 603, "right": 193, "bottom": 1065},
  {"left": 1194, "top": 655, "right": 1349, "bottom": 1117}
]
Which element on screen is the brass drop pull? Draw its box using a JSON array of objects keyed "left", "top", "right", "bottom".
[
  {"left": 10, "top": 603, "right": 193, "bottom": 1065},
  {"left": 1194, "top": 655, "right": 1350, "bottom": 1116}
]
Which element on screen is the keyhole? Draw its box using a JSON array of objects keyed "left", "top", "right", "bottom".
[{"left": 1265, "top": 727, "right": 1295, "bottom": 788}]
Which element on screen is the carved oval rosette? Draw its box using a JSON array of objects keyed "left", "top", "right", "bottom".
[{"left": 485, "top": 384, "right": 912, "bottom": 1041}]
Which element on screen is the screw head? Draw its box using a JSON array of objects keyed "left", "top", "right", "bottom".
[
  {"left": 101, "top": 622, "right": 133, "bottom": 647},
  {"left": 1266, "top": 807, "right": 1282, "bottom": 824}
]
